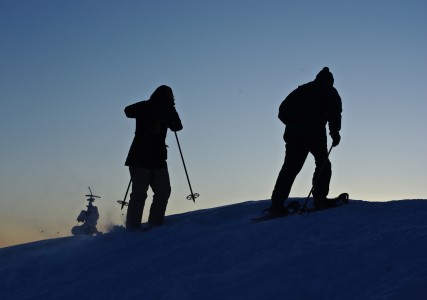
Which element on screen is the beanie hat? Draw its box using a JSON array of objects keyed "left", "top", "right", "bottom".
[
  {"left": 150, "top": 85, "right": 174, "bottom": 106},
  {"left": 315, "top": 67, "right": 334, "bottom": 86}
]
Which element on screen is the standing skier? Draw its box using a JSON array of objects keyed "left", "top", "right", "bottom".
[
  {"left": 269, "top": 67, "right": 342, "bottom": 216},
  {"left": 124, "top": 85, "right": 183, "bottom": 230}
]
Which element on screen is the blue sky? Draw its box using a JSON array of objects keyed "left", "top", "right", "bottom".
[{"left": 1, "top": 0, "right": 426, "bottom": 247}]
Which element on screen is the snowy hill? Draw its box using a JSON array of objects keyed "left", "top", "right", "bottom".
[{"left": 1, "top": 198, "right": 427, "bottom": 300}]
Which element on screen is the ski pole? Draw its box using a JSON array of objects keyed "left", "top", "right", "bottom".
[
  {"left": 117, "top": 130, "right": 148, "bottom": 210},
  {"left": 175, "top": 132, "right": 199, "bottom": 202},
  {"left": 118, "top": 177, "right": 132, "bottom": 210},
  {"left": 300, "top": 145, "right": 333, "bottom": 214}
]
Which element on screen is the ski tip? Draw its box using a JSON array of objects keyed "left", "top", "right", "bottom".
[
  {"left": 336, "top": 193, "right": 350, "bottom": 205},
  {"left": 339, "top": 193, "right": 349, "bottom": 202}
]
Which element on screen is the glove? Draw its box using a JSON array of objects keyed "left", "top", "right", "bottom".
[{"left": 330, "top": 132, "right": 341, "bottom": 147}]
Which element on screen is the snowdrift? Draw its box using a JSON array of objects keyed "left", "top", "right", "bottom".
[{"left": 1, "top": 198, "right": 427, "bottom": 300}]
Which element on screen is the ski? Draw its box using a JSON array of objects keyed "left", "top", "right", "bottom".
[
  {"left": 333, "top": 192, "right": 350, "bottom": 206},
  {"left": 251, "top": 193, "right": 349, "bottom": 223},
  {"left": 251, "top": 200, "right": 301, "bottom": 223}
]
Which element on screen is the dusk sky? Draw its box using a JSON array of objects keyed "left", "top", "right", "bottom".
[{"left": 1, "top": 0, "right": 426, "bottom": 247}]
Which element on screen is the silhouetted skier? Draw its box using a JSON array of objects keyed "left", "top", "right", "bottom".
[
  {"left": 269, "top": 67, "right": 342, "bottom": 216},
  {"left": 124, "top": 85, "right": 183, "bottom": 230}
]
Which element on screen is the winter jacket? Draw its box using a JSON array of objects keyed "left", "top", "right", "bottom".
[
  {"left": 278, "top": 80, "right": 342, "bottom": 142},
  {"left": 125, "top": 100, "right": 183, "bottom": 169}
]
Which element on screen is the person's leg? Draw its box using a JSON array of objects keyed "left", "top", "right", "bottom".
[
  {"left": 271, "top": 141, "right": 309, "bottom": 209},
  {"left": 310, "top": 139, "right": 332, "bottom": 208},
  {"left": 126, "top": 167, "right": 150, "bottom": 230},
  {"left": 148, "top": 168, "right": 171, "bottom": 226}
]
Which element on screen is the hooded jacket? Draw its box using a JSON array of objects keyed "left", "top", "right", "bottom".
[{"left": 125, "top": 86, "right": 183, "bottom": 169}]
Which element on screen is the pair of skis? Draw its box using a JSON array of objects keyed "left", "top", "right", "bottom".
[{"left": 251, "top": 193, "right": 349, "bottom": 223}]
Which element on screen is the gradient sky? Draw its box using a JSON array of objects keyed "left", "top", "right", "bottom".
[{"left": 1, "top": 0, "right": 426, "bottom": 247}]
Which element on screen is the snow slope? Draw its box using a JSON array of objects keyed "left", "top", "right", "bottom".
[{"left": 1, "top": 198, "right": 427, "bottom": 300}]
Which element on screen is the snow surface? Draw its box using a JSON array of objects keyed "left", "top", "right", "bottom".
[{"left": 1, "top": 198, "right": 427, "bottom": 300}]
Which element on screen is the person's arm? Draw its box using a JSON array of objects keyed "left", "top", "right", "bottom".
[
  {"left": 124, "top": 101, "right": 148, "bottom": 118},
  {"left": 327, "top": 88, "right": 342, "bottom": 146},
  {"left": 167, "top": 106, "right": 183, "bottom": 132}
]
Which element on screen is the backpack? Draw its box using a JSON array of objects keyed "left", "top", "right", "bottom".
[
  {"left": 278, "top": 82, "right": 325, "bottom": 126},
  {"left": 278, "top": 87, "right": 303, "bottom": 125}
]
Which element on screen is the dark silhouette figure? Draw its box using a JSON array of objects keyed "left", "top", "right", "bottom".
[
  {"left": 270, "top": 67, "right": 342, "bottom": 215},
  {"left": 124, "top": 85, "right": 183, "bottom": 230},
  {"left": 71, "top": 188, "right": 100, "bottom": 236}
]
